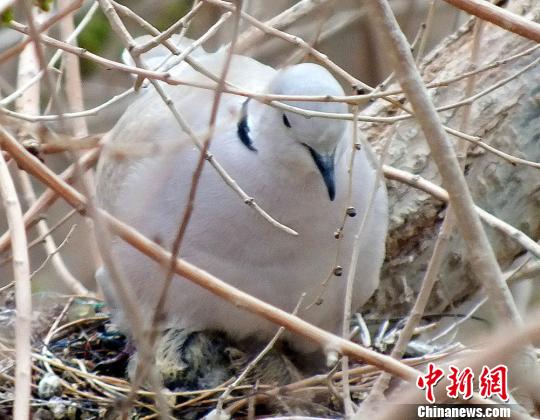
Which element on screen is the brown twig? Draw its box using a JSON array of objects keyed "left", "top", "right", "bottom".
[
  {"left": 367, "top": 0, "right": 524, "bottom": 326},
  {"left": 444, "top": 0, "right": 540, "bottom": 42},
  {"left": 0, "top": 147, "right": 99, "bottom": 254},
  {"left": 364, "top": 20, "right": 487, "bottom": 405},
  {"left": 14, "top": 6, "right": 89, "bottom": 296},
  {"left": 0, "top": 1, "right": 99, "bottom": 108}
]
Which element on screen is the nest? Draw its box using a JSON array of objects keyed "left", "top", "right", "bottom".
[{"left": 0, "top": 294, "right": 464, "bottom": 419}]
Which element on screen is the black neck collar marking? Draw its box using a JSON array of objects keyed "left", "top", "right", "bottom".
[{"left": 237, "top": 99, "right": 257, "bottom": 152}]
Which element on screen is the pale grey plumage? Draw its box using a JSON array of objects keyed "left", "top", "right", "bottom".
[{"left": 95, "top": 38, "right": 388, "bottom": 353}]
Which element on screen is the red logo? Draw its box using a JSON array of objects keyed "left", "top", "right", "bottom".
[
  {"left": 416, "top": 363, "right": 509, "bottom": 403},
  {"left": 416, "top": 362, "right": 445, "bottom": 403},
  {"left": 446, "top": 365, "right": 474, "bottom": 400},
  {"left": 479, "top": 364, "right": 509, "bottom": 401}
]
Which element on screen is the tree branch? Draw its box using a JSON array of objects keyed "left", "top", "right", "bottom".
[{"left": 444, "top": 0, "right": 540, "bottom": 43}]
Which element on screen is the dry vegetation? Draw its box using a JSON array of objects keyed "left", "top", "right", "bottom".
[{"left": 0, "top": 0, "right": 539, "bottom": 419}]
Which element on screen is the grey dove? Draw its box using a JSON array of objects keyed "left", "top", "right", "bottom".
[{"left": 95, "top": 37, "right": 388, "bottom": 353}]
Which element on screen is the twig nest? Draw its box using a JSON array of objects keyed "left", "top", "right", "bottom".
[{"left": 38, "top": 373, "right": 62, "bottom": 399}]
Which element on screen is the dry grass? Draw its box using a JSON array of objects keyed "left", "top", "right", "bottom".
[{"left": 0, "top": 294, "right": 464, "bottom": 419}]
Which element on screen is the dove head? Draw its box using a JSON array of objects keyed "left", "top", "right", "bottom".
[{"left": 258, "top": 63, "right": 348, "bottom": 200}]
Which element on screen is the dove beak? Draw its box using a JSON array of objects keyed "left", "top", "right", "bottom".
[{"left": 304, "top": 145, "right": 336, "bottom": 201}]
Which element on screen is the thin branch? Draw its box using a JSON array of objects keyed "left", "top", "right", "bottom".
[
  {"left": 3, "top": 40, "right": 537, "bottom": 113},
  {"left": 0, "top": 0, "right": 84, "bottom": 64},
  {"left": 382, "top": 165, "right": 540, "bottom": 259},
  {"left": 0, "top": 147, "right": 99, "bottom": 254},
  {"left": 0, "top": 147, "right": 31, "bottom": 420},
  {"left": 103, "top": 207, "right": 420, "bottom": 382},
  {"left": 206, "top": 0, "right": 372, "bottom": 92},
  {"left": 0, "top": 208, "right": 77, "bottom": 272},
  {"left": 121, "top": 1, "right": 205, "bottom": 55},
  {"left": 340, "top": 111, "right": 391, "bottom": 417},
  {"left": 29, "top": 224, "right": 77, "bottom": 280},
  {"left": 14, "top": 5, "right": 89, "bottom": 296},
  {"left": 367, "top": 0, "right": 524, "bottom": 326},
  {"left": 0, "top": 126, "right": 86, "bottom": 210},
  {"left": 0, "top": 1, "right": 99, "bottom": 108},
  {"left": 2, "top": 138, "right": 538, "bottom": 275},
  {"left": 367, "top": 4, "right": 540, "bottom": 409},
  {"left": 150, "top": 0, "right": 242, "bottom": 349},
  {"left": 233, "top": 0, "right": 336, "bottom": 53},
  {"left": 99, "top": 2, "right": 231, "bottom": 89},
  {"left": 415, "top": 0, "right": 437, "bottom": 64},
  {"left": 444, "top": 0, "right": 540, "bottom": 42},
  {"left": 93, "top": 2, "right": 173, "bottom": 416},
  {"left": 58, "top": 0, "right": 102, "bottom": 272},
  {"left": 364, "top": 20, "right": 488, "bottom": 404}
]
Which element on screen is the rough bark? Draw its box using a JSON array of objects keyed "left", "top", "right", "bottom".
[{"left": 364, "top": 2, "right": 540, "bottom": 317}]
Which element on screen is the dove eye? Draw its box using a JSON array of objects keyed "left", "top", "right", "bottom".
[{"left": 282, "top": 114, "right": 292, "bottom": 128}]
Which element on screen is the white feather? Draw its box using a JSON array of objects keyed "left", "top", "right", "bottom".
[{"left": 96, "top": 47, "right": 388, "bottom": 353}]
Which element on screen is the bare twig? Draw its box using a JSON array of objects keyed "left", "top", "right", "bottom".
[
  {"left": 367, "top": 4, "right": 540, "bottom": 411},
  {"left": 0, "top": 209, "right": 77, "bottom": 275},
  {"left": 29, "top": 224, "right": 77, "bottom": 280},
  {"left": 0, "top": 147, "right": 31, "bottom": 420},
  {"left": 0, "top": 1, "right": 99, "bottom": 108},
  {"left": 14, "top": 5, "right": 89, "bottom": 296},
  {"left": 443, "top": 0, "right": 540, "bottom": 42},
  {"left": 3, "top": 40, "right": 537, "bottom": 115},
  {"left": 0, "top": 147, "right": 99, "bottom": 254},
  {"left": 150, "top": 0, "right": 242, "bottom": 344},
  {"left": 367, "top": 0, "right": 524, "bottom": 326},
  {"left": 233, "top": 0, "right": 336, "bottom": 53},
  {"left": 415, "top": 0, "right": 437, "bottom": 64},
  {"left": 121, "top": 1, "right": 204, "bottom": 55},
  {"left": 0, "top": 0, "right": 84, "bottom": 64},
  {"left": 365, "top": 20, "right": 488, "bottom": 405},
  {"left": 382, "top": 165, "right": 540, "bottom": 259},
  {"left": 58, "top": 0, "right": 102, "bottom": 272}
]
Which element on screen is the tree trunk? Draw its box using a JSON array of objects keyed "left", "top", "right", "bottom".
[{"left": 364, "top": 2, "right": 540, "bottom": 317}]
